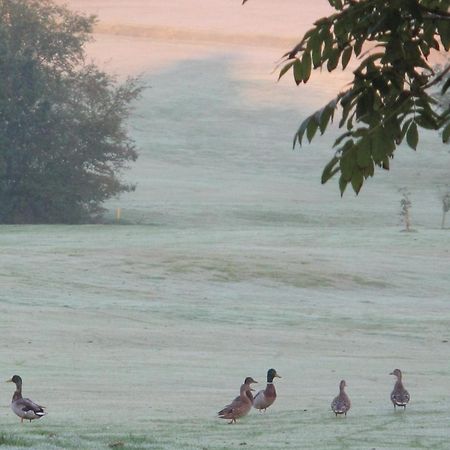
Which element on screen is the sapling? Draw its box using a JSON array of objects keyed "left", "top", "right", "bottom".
[
  {"left": 442, "top": 192, "right": 450, "bottom": 229},
  {"left": 399, "top": 189, "right": 412, "bottom": 232}
]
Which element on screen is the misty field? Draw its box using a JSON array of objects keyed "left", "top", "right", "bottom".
[
  {"left": 2, "top": 2, "right": 450, "bottom": 446},
  {"left": 0, "top": 220, "right": 449, "bottom": 449}
]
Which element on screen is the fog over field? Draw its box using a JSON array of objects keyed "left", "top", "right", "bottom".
[{"left": 1, "top": 1, "right": 449, "bottom": 449}]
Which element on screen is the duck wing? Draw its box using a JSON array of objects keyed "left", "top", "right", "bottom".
[
  {"left": 19, "top": 398, "right": 45, "bottom": 414},
  {"left": 218, "top": 395, "right": 252, "bottom": 419},
  {"left": 391, "top": 388, "right": 410, "bottom": 406},
  {"left": 331, "top": 394, "right": 350, "bottom": 414},
  {"left": 253, "top": 390, "right": 267, "bottom": 409},
  {"left": 218, "top": 396, "right": 241, "bottom": 417}
]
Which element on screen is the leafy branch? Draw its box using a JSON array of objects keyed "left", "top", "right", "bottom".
[{"left": 243, "top": 0, "right": 450, "bottom": 195}]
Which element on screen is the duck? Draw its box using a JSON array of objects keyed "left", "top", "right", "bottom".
[
  {"left": 331, "top": 379, "right": 351, "bottom": 416},
  {"left": 253, "top": 368, "right": 281, "bottom": 412},
  {"left": 390, "top": 369, "right": 410, "bottom": 409},
  {"left": 218, "top": 377, "right": 257, "bottom": 424},
  {"left": 6, "top": 375, "right": 46, "bottom": 423}
]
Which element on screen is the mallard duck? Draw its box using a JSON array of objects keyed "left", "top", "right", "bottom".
[
  {"left": 390, "top": 369, "right": 410, "bottom": 409},
  {"left": 218, "top": 377, "right": 257, "bottom": 424},
  {"left": 331, "top": 379, "right": 351, "bottom": 416},
  {"left": 6, "top": 375, "right": 46, "bottom": 423},
  {"left": 253, "top": 368, "right": 281, "bottom": 412}
]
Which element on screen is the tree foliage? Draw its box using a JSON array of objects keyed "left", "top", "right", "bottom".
[
  {"left": 244, "top": 0, "right": 450, "bottom": 195},
  {"left": 0, "top": 0, "right": 142, "bottom": 223}
]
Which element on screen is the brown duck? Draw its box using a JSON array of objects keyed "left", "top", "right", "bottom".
[
  {"left": 253, "top": 368, "right": 281, "bottom": 412},
  {"left": 218, "top": 377, "right": 257, "bottom": 424},
  {"left": 331, "top": 380, "right": 351, "bottom": 416},
  {"left": 390, "top": 369, "right": 410, "bottom": 409},
  {"left": 6, "top": 375, "right": 46, "bottom": 423}
]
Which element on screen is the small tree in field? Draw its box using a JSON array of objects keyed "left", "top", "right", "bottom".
[
  {"left": 399, "top": 188, "right": 412, "bottom": 232},
  {"left": 442, "top": 192, "right": 450, "bottom": 228},
  {"left": 0, "top": 0, "right": 142, "bottom": 223}
]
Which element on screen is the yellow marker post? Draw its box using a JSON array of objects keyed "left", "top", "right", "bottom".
[{"left": 115, "top": 207, "right": 121, "bottom": 223}]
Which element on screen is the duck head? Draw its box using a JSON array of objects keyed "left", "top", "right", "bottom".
[
  {"left": 267, "top": 368, "right": 281, "bottom": 382},
  {"left": 6, "top": 375, "right": 22, "bottom": 388},
  {"left": 390, "top": 369, "right": 402, "bottom": 379},
  {"left": 244, "top": 377, "right": 257, "bottom": 386}
]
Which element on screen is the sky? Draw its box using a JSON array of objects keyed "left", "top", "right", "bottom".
[
  {"left": 61, "top": 0, "right": 333, "bottom": 41},
  {"left": 56, "top": 0, "right": 351, "bottom": 101}
]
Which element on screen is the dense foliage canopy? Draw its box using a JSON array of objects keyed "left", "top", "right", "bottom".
[
  {"left": 0, "top": 0, "right": 141, "bottom": 223},
  {"left": 244, "top": 0, "right": 450, "bottom": 195}
]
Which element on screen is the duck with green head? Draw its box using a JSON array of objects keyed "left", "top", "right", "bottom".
[
  {"left": 6, "top": 375, "right": 46, "bottom": 423},
  {"left": 218, "top": 377, "right": 257, "bottom": 424},
  {"left": 253, "top": 368, "right": 281, "bottom": 412}
]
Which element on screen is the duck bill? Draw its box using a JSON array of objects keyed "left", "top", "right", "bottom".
[
  {"left": 389, "top": 372, "right": 394, "bottom": 375},
  {"left": 5, "top": 378, "right": 13, "bottom": 383},
  {"left": 275, "top": 374, "right": 282, "bottom": 378}
]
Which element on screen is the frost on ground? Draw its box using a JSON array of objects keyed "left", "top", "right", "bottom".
[
  {"left": 0, "top": 223, "right": 449, "bottom": 449},
  {"left": 2, "top": 1, "right": 450, "bottom": 447}
]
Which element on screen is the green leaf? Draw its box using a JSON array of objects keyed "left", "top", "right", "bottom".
[
  {"left": 354, "top": 39, "right": 363, "bottom": 56},
  {"left": 310, "top": 35, "right": 323, "bottom": 68},
  {"left": 319, "top": 100, "right": 336, "bottom": 134},
  {"left": 356, "top": 144, "right": 371, "bottom": 168},
  {"left": 327, "top": 48, "right": 340, "bottom": 72},
  {"left": 294, "top": 116, "right": 311, "bottom": 147},
  {"left": 423, "top": 20, "right": 435, "bottom": 45},
  {"left": 371, "top": 127, "right": 386, "bottom": 163},
  {"left": 419, "top": 40, "right": 430, "bottom": 58},
  {"left": 341, "top": 46, "right": 352, "bottom": 70},
  {"left": 327, "top": 0, "right": 343, "bottom": 10},
  {"left": 437, "top": 19, "right": 450, "bottom": 51},
  {"left": 339, "top": 175, "right": 348, "bottom": 196},
  {"left": 278, "top": 60, "right": 295, "bottom": 81},
  {"left": 293, "top": 59, "right": 303, "bottom": 85},
  {"left": 306, "top": 117, "right": 318, "bottom": 142},
  {"left": 339, "top": 104, "right": 351, "bottom": 128},
  {"left": 415, "top": 114, "right": 438, "bottom": 130},
  {"left": 351, "top": 168, "right": 364, "bottom": 194},
  {"left": 321, "top": 156, "right": 340, "bottom": 184},
  {"left": 406, "top": 122, "right": 418, "bottom": 150},
  {"left": 363, "top": 160, "right": 374, "bottom": 178},
  {"left": 355, "top": 90, "right": 374, "bottom": 121},
  {"left": 443, "top": 122, "right": 450, "bottom": 144},
  {"left": 321, "top": 29, "right": 334, "bottom": 59},
  {"left": 400, "top": 118, "right": 413, "bottom": 142},
  {"left": 333, "top": 131, "right": 353, "bottom": 147},
  {"left": 340, "top": 143, "right": 356, "bottom": 181},
  {"left": 385, "top": 135, "right": 396, "bottom": 157},
  {"left": 302, "top": 52, "right": 312, "bottom": 82}
]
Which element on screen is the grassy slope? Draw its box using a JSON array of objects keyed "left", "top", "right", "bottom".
[
  {"left": 0, "top": 223, "right": 449, "bottom": 449},
  {"left": 1, "top": 26, "right": 450, "bottom": 450}
]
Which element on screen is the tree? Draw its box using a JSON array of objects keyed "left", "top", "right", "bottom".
[
  {"left": 399, "top": 188, "right": 413, "bottom": 231},
  {"left": 243, "top": 0, "right": 450, "bottom": 195},
  {"left": 0, "top": 0, "right": 142, "bottom": 223},
  {"left": 442, "top": 191, "right": 450, "bottom": 228}
]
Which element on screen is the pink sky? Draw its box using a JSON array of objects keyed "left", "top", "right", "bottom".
[
  {"left": 57, "top": 0, "right": 341, "bottom": 61},
  {"left": 55, "top": 0, "right": 350, "bottom": 105},
  {"left": 62, "top": 0, "right": 333, "bottom": 41}
]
